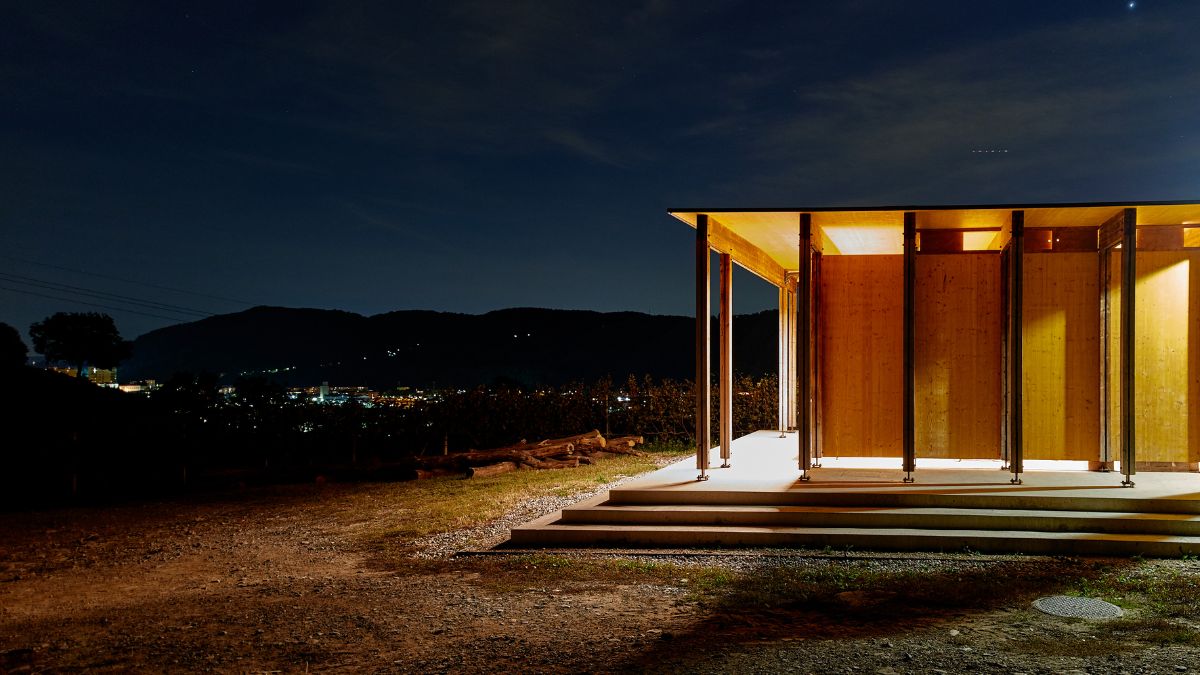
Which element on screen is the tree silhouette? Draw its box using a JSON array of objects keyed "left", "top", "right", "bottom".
[
  {"left": 29, "top": 312, "right": 132, "bottom": 376},
  {"left": 1, "top": 322, "right": 28, "bottom": 369}
]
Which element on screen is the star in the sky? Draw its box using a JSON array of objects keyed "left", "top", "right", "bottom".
[{"left": 1128, "top": 1, "right": 1136, "bottom": 9}]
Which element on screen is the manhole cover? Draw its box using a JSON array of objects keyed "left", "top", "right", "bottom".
[{"left": 1033, "top": 595, "right": 1124, "bottom": 619}]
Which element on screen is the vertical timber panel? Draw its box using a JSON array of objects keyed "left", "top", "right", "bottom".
[
  {"left": 778, "top": 285, "right": 789, "bottom": 434},
  {"left": 788, "top": 286, "right": 798, "bottom": 430},
  {"left": 813, "top": 252, "right": 824, "bottom": 462},
  {"left": 1000, "top": 245, "right": 1010, "bottom": 464},
  {"left": 1022, "top": 253, "right": 1100, "bottom": 460},
  {"left": 719, "top": 253, "right": 733, "bottom": 465},
  {"left": 914, "top": 253, "right": 1003, "bottom": 458},
  {"left": 1191, "top": 251, "right": 1200, "bottom": 465},
  {"left": 1107, "top": 253, "right": 1122, "bottom": 464},
  {"left": 819, "top": 256, "right": 904, "bottom": 456},
  {"left": 695, "top": 215, "right": 711, "bottom": 478},
  {"left": 1132, "top": 251, "right": 1194, "bottom": 465},
  {"left": 1121, "top": 209, "right": 1135, "bottom": 482},
  {"left": 1099, "top": 245, "right": 1112, "bottom": 466}
]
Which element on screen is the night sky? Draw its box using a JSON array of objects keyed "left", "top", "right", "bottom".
[{"left": 3, "top": 1, "right": 1198, "bottom": 339}]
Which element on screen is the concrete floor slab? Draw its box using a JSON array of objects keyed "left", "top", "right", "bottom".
[{"left": 510, "top": 431, "right": 1200, "bottom": 554}]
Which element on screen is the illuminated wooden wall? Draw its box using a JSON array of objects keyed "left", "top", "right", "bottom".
[
  {"left": 819, "top": 255, "right": 903, "bottom": 457},
  {"left": 914, "top": 254, "right": 1002, "bottom": 458},
  {"left": 1021, "top": 253, "right": 1100, "bottom": 460},
  {"left": 1107, "top": 250, "right": 1200, "bottom": 465}
]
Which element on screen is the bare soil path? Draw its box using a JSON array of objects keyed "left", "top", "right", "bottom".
[{"left": 2, "top": 475, "right": 1199, "bottom": 673}]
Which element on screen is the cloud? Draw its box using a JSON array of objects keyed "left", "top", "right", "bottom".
[
  {"left": 343, "top": 203, "right": 462, "bottom": 256},
  {"left": 686, "top": 6, "right": 1200, "bottom": 204},
  {"left": 543, "top": 129, "right": 627, "bottom": 167},
  {"left": 210, "top": 150, "right": 323, "bottom": 175}
]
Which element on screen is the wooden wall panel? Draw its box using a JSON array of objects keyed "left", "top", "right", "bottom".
[
  {"left": 914, "top": 254, "right": 1002, "bottom": 458},
  {"left": 1107, "top": 251, "right": 1200, "bottom": 465},
  {"left": 1107, "top": 252, "right": 1120, "bottom": 463},
  {"left": 1192, "top": 252, "right": 1200, "bottom": 464},
  {"left": 819, "top": 255, "right": 903, "bottom": 456},
  {"left": 1021, "top": 253, "right": 1100, "bottom": 460}
]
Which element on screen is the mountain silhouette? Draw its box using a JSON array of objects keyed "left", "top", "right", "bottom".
[{"left": 122, "top": 306, "right": 779, "bottom": 388}]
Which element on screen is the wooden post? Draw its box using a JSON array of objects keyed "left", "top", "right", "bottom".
[
  {"left": 798, "top": 214, "right": 813, "bottom": 478},
  {"left": 1120, "top": 207, "right": 1136, "bottom": 486},
  {"left": 902, "top": 212, "right": 916, "bottom": 482},
  {"left": 1000, "top": 244, "right": 1010, "bottom": 467},
  {"left": 695, "top": 214, "right": 711, "bottom": 480},
  {"left": 813, "top": 251, "right": 823, "bottom": 467},
  {"left": 787, "top": 285, "right": 798, "bottom": 430},
  {"left": 1098, "top": 236, "right": 1111, "bottom": 469},
  {"left": 719, "top": 252, "right": 733, "bottom": 467},
  {"left": 1009, "top": 210, "right": 1024, "bottom": 484},
  {"left": 778, "top": 283, "right": 789, "bottom": 436}
]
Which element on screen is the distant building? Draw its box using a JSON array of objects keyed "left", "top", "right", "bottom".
[
  {"left": 85, "top": 367, "right": 116, "bottom": 385},
  {"left": 46, "top": 365, "right": 116, "bottom": 384}
]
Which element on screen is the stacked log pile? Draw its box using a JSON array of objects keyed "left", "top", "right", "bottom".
[{"left": 412, "top": 430, "right": 645, "bottom": 479}]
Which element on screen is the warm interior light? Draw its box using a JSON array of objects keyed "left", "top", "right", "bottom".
[
  {"left": 1185, "top": 227, "right": 1200, "bottom": 248},
  {"left": 820, "top": 225, "right": 903, "bottom": 255},
  {"left": 963, "top": 231, "right": 1000, "bottom": 251}
]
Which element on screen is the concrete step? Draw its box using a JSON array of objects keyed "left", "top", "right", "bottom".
[
  {"left": 558, "top": 504, "right": 1200, "bottom": 536},
  {"left": 508, "top": 522, "right": 1200, "bottom": 557},
  {"left": 606, "top": 487, "right": 1200, "bottom": 514}
]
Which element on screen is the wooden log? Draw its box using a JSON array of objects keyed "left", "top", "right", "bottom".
[
  {"left": 606, "top": 435, "right": 644, "bottom": 447},
  {"left": 410, "top": 468, "right": 464, "bottom": 480},
  {"left": 467, "top": 461, "right": 520, "bottom": 479},
  {"left": 524, "top": 457, "right": 580, "bottom": 470},
  {"left": 541, "top": 430, "right": 605, "bottom": 450},
  {"left": 414, "top": 431, "right": 634, "bottom": 472},
  {"left": 601, "top": 443, "right": 646, "bottom": 457},
  {"left": 416, "top": 442, "right": 573, "bottom": 468}
]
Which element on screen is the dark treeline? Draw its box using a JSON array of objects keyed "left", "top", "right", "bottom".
[{"left": 1, "top": 367, "right": 778, "bottom": 508}]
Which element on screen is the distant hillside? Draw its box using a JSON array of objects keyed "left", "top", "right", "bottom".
[{"left": 122, "top": 307, "right": 779, "bottom": 388}]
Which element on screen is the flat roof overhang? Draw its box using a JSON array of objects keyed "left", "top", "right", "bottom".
[{"left": 669, "top": 199, "right": 1200, "bottom": 287}]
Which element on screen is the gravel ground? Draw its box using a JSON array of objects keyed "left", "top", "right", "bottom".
[
  {"left": 408, "top": 457, "right": 674, "bottom": 560},
  {"left": 1, "top": 463, "right": 1199, "bottom": 673}
]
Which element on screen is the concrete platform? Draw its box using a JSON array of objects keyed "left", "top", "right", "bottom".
[{"left": 509, "top": 431, "right": 1200, "bottom": 556}]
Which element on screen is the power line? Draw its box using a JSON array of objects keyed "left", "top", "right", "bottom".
[
  {"left": 0, "top": 272, "right": 214, "bottom": 317},
  {"left": 0, "top": 254, "right": 257, "bottom": 306},
  {"left": 0, "top": 286, "right": 194, "bottom": 322}
]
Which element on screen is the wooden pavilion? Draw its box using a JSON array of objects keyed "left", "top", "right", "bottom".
[
  {"left": 670, "top": 201, "right": 1200, "bottom": 486},
  {"left": 510, "top": 201, "right": 1200, "bottom": 553}
]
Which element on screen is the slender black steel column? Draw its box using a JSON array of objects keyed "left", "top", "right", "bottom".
[
  {"left": 1009, "top": 210, "right": 1024, "bottom": 484},
  {"left": 798, "top": 214, "right": 813, "bottom": 479},
  {"left": 902, "top": 212, "right": 916, "bottom": 482},
  {"left": 1120, "top": 208, "right": 1137, "bottom": 487},
  {"left": 695, "top": 215, "right": 711, "bottom": 481}
]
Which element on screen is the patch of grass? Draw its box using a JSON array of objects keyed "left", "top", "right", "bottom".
[
  {"left": 663, "top": 558, "right": 1139, "bottom": 638},
  {"left": 1065, "top": 563, "right": 1200, "bottom": 617},
  {"left": 1016, "top": 635, "right": 1135, "bottom": 658},
  {"left": 458, "top": 554, "right": 740, "bottom": 595},
  {"left": 1106, "top": 617, "right": 1200, "bottom": 646},
  {"left": 359, "top": 443, "right": 689, "bottom": 552}
]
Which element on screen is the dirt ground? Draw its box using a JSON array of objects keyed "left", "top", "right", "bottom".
[{"left": 2, "top": 480, "right": 1199, "bottom": 674}]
